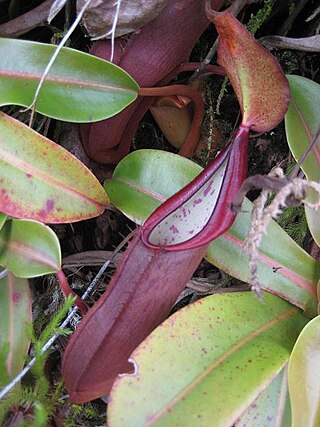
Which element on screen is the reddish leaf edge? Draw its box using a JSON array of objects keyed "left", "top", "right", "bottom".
[
  {"left": 0, "top": 112, "right": 109, "bottom": 223},
  {"left": 141, "top": 125, "right": 249, "bottom": 251},
  {"left": 206, "top": 6, "right": 290, "bottom": 134}
]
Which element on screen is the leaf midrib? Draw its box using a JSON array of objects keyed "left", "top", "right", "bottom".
[
  {"left": 0, "top": 147, "right": 105, "bottom": 208},
  {"left": 146, "top": 308, "right": 296, "bottom": 425},
  {"left": 0, "top": 70, "right": 138, "bottom": 95},
  {"left": 111, "top": 177, "right": 315, "bottom": 291},
  {"left": 0, "top": 235, "right": 59, "bottom": 271},
  {"left": 291, "top": 98, "right": 320, "bottom": 171}
]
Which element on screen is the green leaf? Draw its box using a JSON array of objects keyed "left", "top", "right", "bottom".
[
  {"left": 104, "top": 149, "right": 319, "bottom": 316},
  {"left": 235, "top": 366, "right": 291, "bottom": 427},
  {"left": 305, "top": 205, "right": 320, "bottom": 249},
  {"left": 0, "top": 213, "right": 6, "bottom": 231},
  {"left": 288, "top": 315, "right": 320, "bottom": 427},
  {"left": 285, "top": 75, "right": 320, "bottom": 181},
  {"left": 0, "top": 219, "right": 61, "bottom": 277},
  {"left": 209, "top": 197, "right": 318, "bottom": 316},
  {"left": 0, "top": 272, "right": 32, "bottom": 379},
  {"left": 0, "top": 112, "right": 108, "bottom": 223},
  {"left": 285, "top": 75, "right": 320, "bottom": 247},
  {"left": 108, "top": 292, "right": 308, "bottom": 427},
  {"left": 0, "top": 38, "right": 139, "bottom": 122},
  {"left": 105, "top": 149, "right": 193, "bottom": 223}
]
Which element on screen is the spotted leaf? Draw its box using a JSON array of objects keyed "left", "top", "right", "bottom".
[
  {"left": 212, "top": 12, "right": 290, "bottom": 132},
  {"left": 142, "top": 125, "right": 249, "bottom": 251},
  {"left": 0, "top": 112, "right": 108, "bottom": 223}
]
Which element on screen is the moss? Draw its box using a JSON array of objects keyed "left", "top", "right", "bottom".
[
  {"left": 276, "top": 205, "right": 309, "bottom": 247},
  {"left": 288, "top": 0, "right": 296, "bottom": 15},
  {"left": 275, "top": 50, "right": 300, "bottom": 75},
  {"left": 0, "top": 298, "right": 74, "bottom": 425},
  {"left": 246, "top": 0, "right": 277, "bottom": 35},
  {"left": 272, "top": 163, "right": 309, "bottom": 247},
  {"left": 63, "top": 402, "right": 106, "bottom": 427}
]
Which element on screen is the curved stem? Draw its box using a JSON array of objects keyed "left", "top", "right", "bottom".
[
  {"left": 139, "top": 84, "right": 205, "bottom": 157},
  {"left": 95, "top": 62, "right": 225, "bottom": 163},
  {"left": 56, "top": 269, "right": 88, "bottom": 315},
  {"left": 159, "top": 62, "right": 225, "bottom": 86},
  {"left": 206, "top": 0, "right": 249, "bottom": 20},
  {"left": 173, "top": 62, "right": 226, "bottom": 78}
]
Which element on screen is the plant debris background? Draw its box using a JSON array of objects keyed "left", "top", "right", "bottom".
[{"left": 0, "top": 0, "right": 320, "bottom": 425}]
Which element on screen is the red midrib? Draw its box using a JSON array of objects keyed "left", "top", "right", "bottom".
[{"left": 224, "top": 232, "right": 317, "bottom": 297}]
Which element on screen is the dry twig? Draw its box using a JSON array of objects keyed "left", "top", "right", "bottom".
[{"left": 244, "top": 168, "right": 320, "bottom": 295}]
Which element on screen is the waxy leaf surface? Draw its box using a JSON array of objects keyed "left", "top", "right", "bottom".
[
  {"left": 213, "top": 13, "right": 290, "bottom": 132},
  {"left": 0, "top": 273, "right": 32, "bottom": 378},
  {"left": 105, "top": 149, "right": 319, "bottom": 316},
  {"left": 236, "top": 366, "right": 291, "bottom": 427},
  {"left": 288, "top": 315, "right": 320, "bottom": 427},
  {"left": 108, "top": 292, "right": 307, "bottom": 427},
  {"left": 0, "top": 38, "right": 139, "bottom": 122},
  {"left": 285, "top": 75, "right": 320, "bottom": 246},
  {"left": 0, "top": 219, "right": 61, "bottom": 277},
  {"left": 0, "top": 112, "right": 108, "bottom": 222}
]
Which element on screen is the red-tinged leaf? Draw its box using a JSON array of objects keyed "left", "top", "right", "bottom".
[
  {"left": 209, "top": 200, "right": 318, "bottom": 316},
  {"left": 0, "top": 273, "right": 32, "bottom": 379},
  {"left": 108, "top": 293, "right": 307, "bottom": 427},
  {"left": 62, "top": 230, "right": 208, "bottom": 403},
  {"left": 105, "top": 149, "right": 318, "bottom": 316},
  {"left": 0, "top": 112, "right": 108, "bottom": 223},
  {"left": 212, "top": 12, "right": 290, "bottom": 132},
  {"left": 0, "top": 219, "right": 61, "bottom": 278},
  {"left": 141, "top": 125, "right": 249, "bottom": 251}
]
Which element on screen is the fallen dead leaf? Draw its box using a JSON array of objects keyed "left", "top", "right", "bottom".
[{"left": 77, "top": 0, "right": 169, "bottom": 39}]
